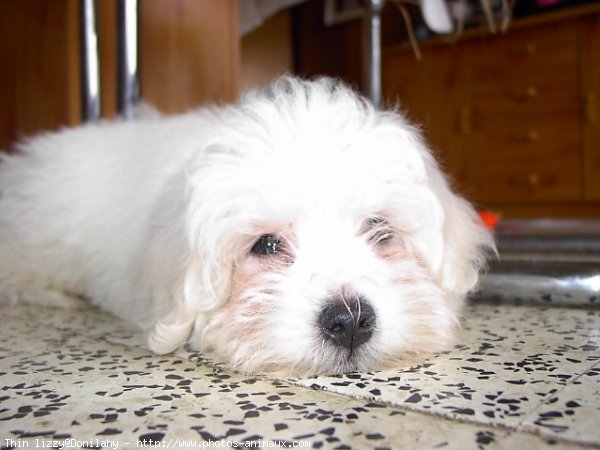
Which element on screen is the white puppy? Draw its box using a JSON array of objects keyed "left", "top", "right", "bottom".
[{"left": 0, "top": 77, "right": 493, "bottom": 374}]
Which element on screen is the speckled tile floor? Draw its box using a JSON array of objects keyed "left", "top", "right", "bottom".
[{"left": 1, "top": 300, "right": 599, "bottom": 450}]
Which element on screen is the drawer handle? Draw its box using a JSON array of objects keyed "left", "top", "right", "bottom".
[
  {"left": 512, "top": 43, "right": 537, "bottom": 56},
  {"left": 508, "top": 130, "right": 539, "bottom": 143},
  {"left": 527, "top": 173, "right": 540, "bottom": 187},
  {"left": 512, "top": 86, "right": 538, "bottom": 100},
  {"left": 511, "top": 173, "right": 541, "bottom": 189}
]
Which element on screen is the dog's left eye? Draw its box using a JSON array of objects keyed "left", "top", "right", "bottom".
[
  {"left": 251, "top": 234, "right": 282, "bottom": 256},
  {"left": 365, "top": 216, "right": 394, "bottom": 246},
  {"left": 369, "top": 229, "right": 394, "bottom": 246}
]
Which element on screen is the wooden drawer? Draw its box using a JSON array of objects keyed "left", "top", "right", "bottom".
[
  {"left": 471, "top": 69, "right": 580, "bottom": 117},
  {"left": 469, "top": 113, "right": 581, "bottom": 163},
  {"left": 469, "top": 158, "right": 581, "bottom": 203},
  {"left": 468, "top": 20, "right": 578, "bottom": 81}
]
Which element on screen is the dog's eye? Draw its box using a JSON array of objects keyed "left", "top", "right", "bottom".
[
  {"left": 365, "top": 216, "right": 394, "bottom": 246},
  {"left": 369, "top": 229, "right": 394, "bottom": 246},
  {"left": 367, "top": 216, "right": 388, "bottom": 227},
  {"left": 251, "top": 234, "right": 283, "bottom": 256}
]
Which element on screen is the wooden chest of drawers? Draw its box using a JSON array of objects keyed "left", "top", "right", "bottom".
[{"left": 383, "top": 5, "right": 600, "bottom": 217}]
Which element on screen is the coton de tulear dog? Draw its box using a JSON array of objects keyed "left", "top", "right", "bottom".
[{"left": 0, "top": 77, "right": 493, "bottom": 374}]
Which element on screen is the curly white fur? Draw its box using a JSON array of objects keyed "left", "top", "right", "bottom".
[{"left": 0, "top": 77, "right": 494, "bottom": 374}]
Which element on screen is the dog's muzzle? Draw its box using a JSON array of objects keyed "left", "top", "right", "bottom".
[{"left": 319, "top": 295, "right": 376, "bottom": 352}]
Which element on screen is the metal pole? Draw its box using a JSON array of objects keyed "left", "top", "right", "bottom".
[
  {"left": 365, "top": 0, "right": 384, "bottom": 109},
  {"left": 80, "top": 0, "right": 101, "bottom": 121},
  {"left": 117, "top": 0, "right": 139, "bottom": 118}
]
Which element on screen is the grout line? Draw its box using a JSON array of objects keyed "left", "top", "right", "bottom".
[{"left": 508, "top": 358, "right": 600, "bottom": 448}]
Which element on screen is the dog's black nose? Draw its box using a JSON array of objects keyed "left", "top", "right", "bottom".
[{"left": 319, "top": 296, "right": 376, "bottom": 352}]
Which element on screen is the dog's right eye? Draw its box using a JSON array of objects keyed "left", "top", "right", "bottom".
[{"left": 251, "top": 234, "right": 282, "bottom": 256}]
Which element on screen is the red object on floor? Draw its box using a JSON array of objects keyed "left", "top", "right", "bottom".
[{"left": 479, "top": 210, "right": 501, "bottom": 230}]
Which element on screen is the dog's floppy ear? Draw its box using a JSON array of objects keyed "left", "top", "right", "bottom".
[
  {"left": 395, "top": 123, "right": 494, "bottom": 300},
  {"left": 146, "top": 245, "right": 234, "bottom": 355},
  {"left": 147, "top": 259, "right": 201, "bottom": 354},
  {"left": 389, "top": 124, "right": 493, "bottom": 296},
  {"left": 139, "top": 166, "right": 230, "bottom": 355},
  {"left": 427, "top": 165, "right": 495, "bottom": 301},
  {"left": 438, "top": 190, "right": 494, "bottom": 297}
]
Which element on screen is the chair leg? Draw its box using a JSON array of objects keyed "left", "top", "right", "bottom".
[
  {"left": 80, "top": 0, "right": 101, "bottom": 122},
  {"left": 364, "top": 0, "right": 384, "bottom": 109},
  {"left": 117, "top": 0, "right": 140, "bottom": 118}
]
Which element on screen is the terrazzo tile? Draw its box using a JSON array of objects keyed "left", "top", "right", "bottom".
[
  {"left": 493, "top": 430, "right": 593, "bottom": 449},
  {"left": 520, "top": 360, "right": 600, "bottom": 445},
  {"left": 0, "top": 303, "right": 147, "bottom": 349},
  {"left": 0, "top": 307, "right": 555, "bottom": 450},
  {"left": 1, "top": 301, "right": 600, "bottom": 449},
  {"left": 290, "top": 303, "right": 600, "bottom": 430}
]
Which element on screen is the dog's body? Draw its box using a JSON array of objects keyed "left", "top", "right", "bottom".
[
  {"left": 0, "top": 78, "right": 493, "bottom": 374},
  {"left": 0, "top": 108, "right": 212, "bottom": 327}
]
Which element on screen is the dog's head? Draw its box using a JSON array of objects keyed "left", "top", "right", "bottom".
[{"left": 147, "top": 77, "right": 494, "bottom": 374}]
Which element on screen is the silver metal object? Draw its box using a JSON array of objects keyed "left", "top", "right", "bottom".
[
  {"left": 117, "top": 0, "right": 139, "bottom": 118},
  {"left": 80, "top": 0, "right": 101, "bottom": 121},
  {"left": 476, "top": 218, "right": 600, "bottom": 307},
  {"left": 364, "top": 0, "right": 384, "bottom": 109},
  {"left": 478, "top": 260, "right": 600, "bottom": 307}
]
